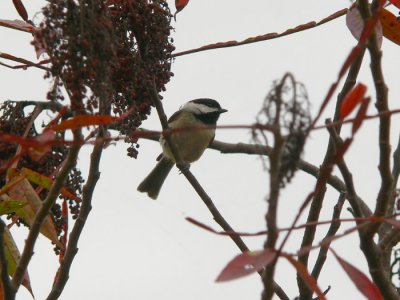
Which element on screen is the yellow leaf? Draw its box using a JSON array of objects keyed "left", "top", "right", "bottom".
[
  {"left": 7, "top": 178, "right": 63, "bottom": 249},
  {"left": 3, "top": 227, "right": 34, "bottom": 297}
]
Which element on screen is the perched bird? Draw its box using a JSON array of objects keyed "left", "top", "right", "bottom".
[{"left": 137, "top": 98, "right": 227, "bottom": 199}]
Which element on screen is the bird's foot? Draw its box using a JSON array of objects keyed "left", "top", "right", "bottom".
[{"left": 177, "top": 162, "right": 190, "bottom": 174}]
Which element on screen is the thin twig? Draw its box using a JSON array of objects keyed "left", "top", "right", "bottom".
[
  {"left": 325, "top": 121, "right": 364, "bottom": 219},
  {"left": 172, "top": 8, "right": 347, "bottom": 58},
  {"left": 138, "top": 135, "right": 372, "bottom": 215},
  {"left": 311, "top": 194, "right": 346, "bottom": 280}
]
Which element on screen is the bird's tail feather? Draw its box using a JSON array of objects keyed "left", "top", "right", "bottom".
[{"left": 137, "top": 157, "right": 174, "bottom": 199}]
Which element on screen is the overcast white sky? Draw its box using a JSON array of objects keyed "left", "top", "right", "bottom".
[{"left": 1, "top": 1, "right": 400, "bottom": 299}]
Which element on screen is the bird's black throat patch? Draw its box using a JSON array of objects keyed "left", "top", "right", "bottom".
[{"left": 194, "top": 112, "right": 221, "bottom": 125}]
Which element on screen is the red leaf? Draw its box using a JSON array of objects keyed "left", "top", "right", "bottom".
[
  {"left": 12, "top": 0, "right": 29, "bottom": 21},
  {"left": 52, "top": 115, "right": 120, "bottom": 131},
  {"left": 0, "top": 19, "right": 33, "bottom": 32},
  {"left": 340, "top": 83, "right": 367, "bottom": 119},
  {"left": 186, "top": 217, "right": 267, "bottom": 237},
  {"left": 282, "top": 254, "right": 326, "bottom": 300},
  {"left": 175, "top": 0, "right": 190, "bottom": 13},
  {"left": 352, "top": 97, "right": 370, "bottom": 135},
  {"left": 21, "top": 168, "right": 81, "bottom": 203},
  {"left": 331, "top": 249, "right": 383, "bottom": 300},
  {"left": 216, "top": 249, "right": 276, "bottom": 282},
  {"left": 389, "top": 0, "right": 400, "bottom": 9}
]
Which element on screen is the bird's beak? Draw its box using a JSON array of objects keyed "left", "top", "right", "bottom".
[{"left": 220, "top": 108, "right": 228, "bottom": 114}]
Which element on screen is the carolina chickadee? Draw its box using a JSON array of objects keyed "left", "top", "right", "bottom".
[{"left": 137, "top": 98, "right": 227, "bottom": 199}]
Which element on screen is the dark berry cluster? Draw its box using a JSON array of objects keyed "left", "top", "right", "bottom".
[
  {"left": 0, "top": 101, "right": 83, "bottom": 243},
  {"left": 39, "top": 0, "right": 174, "bottom": 158}
]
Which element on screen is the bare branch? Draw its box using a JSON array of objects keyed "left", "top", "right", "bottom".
[
  {"left": 296, "top": 44, "right": 366, "bottom": 300},
  {"left": 325, "top": 121, "right": 364, "bottom": 219},
  {"left": 311, "top": 194, "right": 346, "bottom": 280},
  {"left": 358, "top": 0, "right": 394, "bottom": 232},
  {"left": 47, "top": 128, "right": 105, "bottom": 300}
]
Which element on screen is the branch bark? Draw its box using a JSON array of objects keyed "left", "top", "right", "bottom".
[{"left": 46, "top": 129, "right": 105, "bottom": 300}]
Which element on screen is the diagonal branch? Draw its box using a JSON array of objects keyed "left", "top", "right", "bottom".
[
  {"left": 311, "top": 194, "right": 346, "bottom": 281},
  {"left": 296, "top": 45, "right": 366, "bottom": 300},
  {"left": 172, "top": 8, "right": 347, "bottom": 58},
  {"left": 145, "top": 79, "right": 289, "bottom": 300},
  {"left": 46, "top": 128, "right": 105, "bottom": 300},
  {"left": 11, "top": 129, "right": 83, "bottom": 293}
]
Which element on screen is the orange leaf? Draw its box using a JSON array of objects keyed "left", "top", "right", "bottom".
[
  {"left": 331, "top": 249, "right": 383, "bottom": 300},
  {"left": 3, "top": 226, "right": 34, "bottom": 297},
  {"left": 8, "top": 177, "right": 64, "bottom": 249},
  {"left": 0, "top": 132, "right": 57, "bottom": 156},
  {"left": 282, "top": 254, "right": 326, "bottom": 300},
  {"left": 340, "top": 83, "right": 367, "bottom": 119},
  {"left": 21, "top": 168, "right": 81, "bottom": 203},
  {"left": 12, "top": 0, "right": 28, "bottom": 21},
  {"left": 175, "top": 0, "right": 190, "bottom": 12},
  {"left": 216, "top": 249, "right": 276, "bottom": 282},
  {"left": 352, "top": 97, "right": 370, "bottom": 135},
  {"left": 379, "top": 8, "right": 400, "bottom": 45},
  {"left": 52, "top": 114, "right": 120, "bottom": 131}
]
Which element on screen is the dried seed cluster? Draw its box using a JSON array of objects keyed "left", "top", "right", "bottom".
[
  {"left": 39, "top": 0, "right": 174, "bottom": 158},
  {"left": 256, "top": 74, "right": 311, "bottom": 186},
  {"left": 1, "top": 0, "right": 174, "bottom": 253}
]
